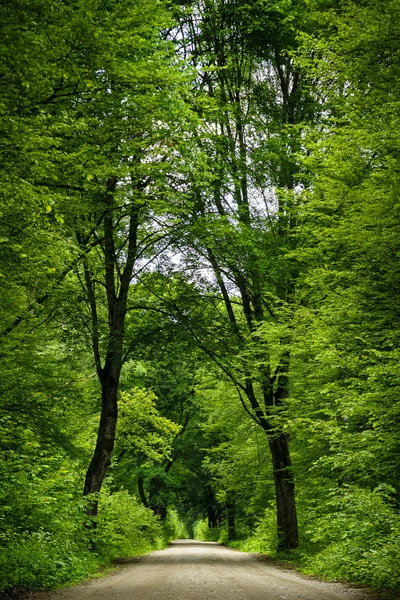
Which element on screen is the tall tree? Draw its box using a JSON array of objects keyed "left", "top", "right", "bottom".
[
  {"left": 165, "top": 0, "right": 318, "bottom": 550},
  {"left": 59, "top": 1, "right": 193, "bottom": 519}
]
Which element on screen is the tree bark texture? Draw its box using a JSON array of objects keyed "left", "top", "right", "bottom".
[
  {"left": 83, "top": 378, "right": 118, "bottom": 517},
  {"left": 268, "top": 433, "right": 298, "bottom": 550}
]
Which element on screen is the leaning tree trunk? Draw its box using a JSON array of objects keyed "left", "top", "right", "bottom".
[{"left": 83, "top": 375, "right": 119, "bottom": 520}]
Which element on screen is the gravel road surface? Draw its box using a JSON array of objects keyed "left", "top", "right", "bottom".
[{"left": 31, "top": 539, "right": 372, "bottom": 600}]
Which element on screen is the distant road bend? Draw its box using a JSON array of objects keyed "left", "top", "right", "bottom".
[{"left": 32, "top": 540, "right": 371, "bottom": 600}]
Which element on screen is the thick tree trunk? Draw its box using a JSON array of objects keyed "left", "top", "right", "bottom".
[
  {"left": 268, "top": 433, "right": 298, "bottom": 551},
  {"left": 261, "top": 359, "right": 298, "bottom": 551},
  {"left": 83, "top": 377, "right": 118, "bottom": 521}
]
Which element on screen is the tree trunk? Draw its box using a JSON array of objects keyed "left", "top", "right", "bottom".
[
  {"left": 268, "top": 433, "right": 298, "bottom": 551},
  {"left": 137, "top": 471, "right": 149, "bottom": 507},
  {"left": 83, "top": 377, "right": 118, "bottom": 521},
  {"left": 207, "top": 505, "right": 218, "bottom": 529},
  {"left": 226, "top": 500, "right": 236, "bottom": 542}
]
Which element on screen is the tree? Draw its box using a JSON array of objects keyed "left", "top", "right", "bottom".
[
  {"left": 56, "top": 0, "right": 193, "bottom": 520},
  {"left": 162, "top": 0, "right": 319, "bottom": 550}
]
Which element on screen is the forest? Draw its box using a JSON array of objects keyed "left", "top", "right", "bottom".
[{"left": 1, "top": 0, "right": 400, "bottom": 594}]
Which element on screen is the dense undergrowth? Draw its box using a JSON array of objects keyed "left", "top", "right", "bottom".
[{"left": 0, "top": 490, "right": 186, "bottom": 591}]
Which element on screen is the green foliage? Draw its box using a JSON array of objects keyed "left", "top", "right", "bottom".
[
  {"left": 297, "top": 486, "right": 400, "bottom": 590},
  {"left": 0, "top": 344, "right": 171, "bottom": 590},
  {"left": 195, "top": 371, "right": 274, "bottom": 537},
  {"left": 0, "top": 488, "right": 170, "bottom": 591},
  {"left": 193, "top": 518, "right": 222, "bottom": 543},
  {"left": 0, "top": 529, "right": 97, "bottom": 591},
  {"left": 240, "top": 508, "right": 278, "bottom": 555},
  {"left": 1, "top": 0, "right": 400, "bottom": 593},
  {"left": 0, "top": 420, "right": 96, "bottom": 592},
  {"left": 96, "top": 491, "right": 166, "bottom": 561},
  {"left": 163, "top": 508, "right": 189, "bottom": 540},
  {"left": 117, "top": 388, "right": 181, "bottom": 465},
  {"left": 279, "top": 0, "right": 400, "bottom": 588}
]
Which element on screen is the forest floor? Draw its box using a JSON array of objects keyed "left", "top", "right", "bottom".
[{"left": 22, "top": 539, "right": 376, "bottom": 600}]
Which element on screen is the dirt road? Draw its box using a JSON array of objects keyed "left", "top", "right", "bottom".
[{"left": 32, "top": 540, "right": 371, "bottom": 600}]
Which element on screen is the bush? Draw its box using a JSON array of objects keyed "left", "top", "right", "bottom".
[
  {"left": 0, "top": 489, "right": 171, "bottom": 591},
  {"left": 0, "top": 529, "right": 97, "bottom": 590},
  {"left": 163, "top": 508, "right": 189, "bottom": 540},
  {"left": 298, "top": 485, "right": 400, "bottom": 590},
  {"left": 0, "top": 476, "right": 99, "bottom": 591},
  {"left": 193, "top": 518, "right": 223, "bottom": 542},
  {"left": 96, "top": 490, "right": 165, "bottom": 561},
  {"left": 241, "top": 507, "right": 277, "bottom": 555}
]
